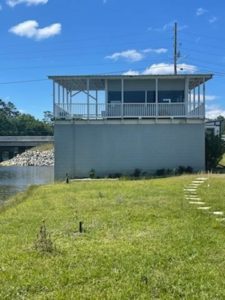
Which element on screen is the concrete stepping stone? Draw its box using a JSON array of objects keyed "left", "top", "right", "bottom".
[
  {"left": 184, "top": 188, "right": 197, "bottom": 192},
  {"left": 216, "top": 218, "right": 225, "bottom": 222},
  {"left": 185, "top": 192, "right": 197, "bottom": 195},
  {"left": 196, "top": 178, "right": 208, "bottom": 181},
  {"left": 189, "top": 201, "right": 205, "bottom": 205},
  {"left": 212, "top": 211, "right": 224, "bottom": 216},
  {"left": 197, "top": 206, "right": 211, "bottom": 210},
  {"left": 185, "top": 197, "right": 201, "bottom": 201}
]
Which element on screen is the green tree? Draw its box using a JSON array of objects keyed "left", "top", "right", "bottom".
[
  {"left": 205, "top": 133, "right": 225, "bottom": 169},
  {"left": 0, "top": 99, "right": 53, "bottom": 136}
]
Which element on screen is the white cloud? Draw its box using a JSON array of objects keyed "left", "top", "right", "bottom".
[
  {"left": 9, "top": 20, "right": 62, "bottom": 40},
  {"left": 148, "top": 22, "right": 188, "bottom": 32},
  {"left": 196, "top": 7, "right": 207, "bottom": 16},
  {"left": 206, "top": 105, "right": 225, "bottom": 119},
  {"left": 106, "top": 48, "right": 167, "bottom": 62},
  {"left": 122, "top": 63, "right": 198, "bottom": 76},
  {"left": 142, "top": 63, "right": 198, "bottom": 75},
  {"left": 122, "top": 70, "right": 140, "bottom": 75},
  {"left": 6, "top": 0, "right": 48, "bottom": 7},
  {"left": 106, "top": 49, "right": 144, "bottom": 62},
  {"left": 209, "top": 16, "right": 218, "bottom": 24},
  {"left": 205, "top": 95, "right": 218, "bottom": 101},
  {"left": 143, "top": 48, "right": 167, "bottom": 54},
  {"left": 190, "top": 94, "right": 218, "bottom": 103}
]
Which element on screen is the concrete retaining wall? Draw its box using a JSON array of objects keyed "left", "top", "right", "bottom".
[{"left": 54, "top": 120, "right": 205, "bottom": 180}]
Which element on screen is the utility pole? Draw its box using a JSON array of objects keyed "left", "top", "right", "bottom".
[{"left": 174, "top": 22, "right": 177, "bottom": 75}]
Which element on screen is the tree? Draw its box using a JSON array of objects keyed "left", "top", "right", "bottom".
[
  {"left": 216, "top": 115, "right": 225, "bottom": 134},
  {"left": 0, "top": 99, "right": 20, "bottom": 118},
  {"left": 205, "top": 133, "right": 225, "bottom": 170},
  {"left": 0, "top": 99, "right": 53, "bottom": 136}
]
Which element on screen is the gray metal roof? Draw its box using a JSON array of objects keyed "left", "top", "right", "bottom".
[{"left": 48, "top": 74, "right": 213, "bottom": 90}]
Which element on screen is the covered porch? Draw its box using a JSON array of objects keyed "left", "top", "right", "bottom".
[{"left": 49, "top": 74, "right": 212, "bottom": 120}]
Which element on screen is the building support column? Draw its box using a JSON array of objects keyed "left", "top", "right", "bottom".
[
  {"left": 70, "top": 91, "right": 72, "bottom": 116},
  {"left": 58, "top": 83, "right": 61, "bottom": 105},
  {"left": 87, "top": 78, "right": 90, "bottom": 120},
  {"left": 62, "top": 86, "right": 65, "bottom": 109},
  {"left": 197, "top": 82, "right": 201, "bottom": 117},
  {"left": 203, "top": 79, "right": 206, "bottom": 118},
  {"left": 66, "top": 89, "right": 69, "bottom": 115},
  {"left": 155, "top": 78, "right": 158, "bottom": 117},
  {"left": 193, "top": 88, "right": 196, "bottom": 111},
  {"left": 53, "top": 81, "right": 56, "bottom": 118},
  {"left": 96, "top": 90, "right": 98, "bottom": 119},
  {"left": 105, "top": 79, "right": 108, "bottom": 117},
  {"left": 185, "top": 77, "right": 189, "bottom": 117},
  {"left": 121, "top": 78, "right": 124, "bottom": 118}
]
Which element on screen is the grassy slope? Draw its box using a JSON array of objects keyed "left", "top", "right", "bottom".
[
  {"left": 30, "top": 143, "right": 54, "bottom": 152},
  {"left": 219, "top": 153, "right": 225, "bottom": 167},
  {"left": 0, "top": 176, "right": 225, "bottom": 299}
]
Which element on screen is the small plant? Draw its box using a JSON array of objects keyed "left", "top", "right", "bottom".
[
  {"left": 34, "top": 220, "right": 55, "bottom": 253},
  {"left": 98, "top": 191, "right": 104, "bottom": 198},
  {"left": 133, "top": 168, "right": 141, "bottom": 178},
  {"left": 108, "top": 173, "right": 122, "bottom": 178},
  {"left": 185, "top": 166, "right": 193, "bottom": 174},
  {"left": 155, "top": 168, "right": 166, "bottom": 176},
  {"left": 89, "top": 169, "right": 96, "bottom": 179},
  {"left": 176, "top": 166, "right": 193, "bottom": 175},
  {"left": 176, "top": 166, "right": 186, "bottom": 175}
]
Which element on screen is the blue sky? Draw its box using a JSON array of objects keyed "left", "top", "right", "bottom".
[{"left": 0, "top": 0, "right": 224, "bottom": 119}]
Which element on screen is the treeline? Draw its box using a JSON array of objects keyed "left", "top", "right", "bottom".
[{"left": 0, "top": 99, "right": 53, "bottom": 136}]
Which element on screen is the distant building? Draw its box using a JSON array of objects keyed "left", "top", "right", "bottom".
[
  {"left": 205, "top": 120, "right": 222, "bottom": 136},
  {"left": 49, "top": 74, "right": 212, "bottom": 179}
]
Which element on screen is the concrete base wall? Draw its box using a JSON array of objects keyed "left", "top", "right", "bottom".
[{"left": 54, "top": 120, "right": 205, "bottom": 180}]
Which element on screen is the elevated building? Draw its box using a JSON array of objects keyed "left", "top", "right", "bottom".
[{"left": 49, "top": 74, "right": 212, "bottom": 180}]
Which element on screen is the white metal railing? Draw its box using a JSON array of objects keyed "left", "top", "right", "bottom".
[{"left": 54, "top": 103, "right": 204, "bottom": 119}]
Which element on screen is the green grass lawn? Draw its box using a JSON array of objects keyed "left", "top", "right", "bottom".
[{"left": 1, "top": 175, "right": 225, "bottom": 299}]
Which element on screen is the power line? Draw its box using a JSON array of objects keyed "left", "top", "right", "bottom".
[{"left": 0, "top": 79, "right": 48, "bottom": 85}]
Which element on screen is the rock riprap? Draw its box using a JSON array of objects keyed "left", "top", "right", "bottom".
[{"left": 1, "top": 149, "right": 54, "bottom": 167}]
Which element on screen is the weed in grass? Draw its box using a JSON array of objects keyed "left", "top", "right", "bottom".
[
  {"left": 98, "top": 191, "right": 104, "bottom": 198},
  {"left": 116, "top": 195, "right": 124, "bottom": 204},
  {"left": 34, "top": 220, "right": 55, "bottom": 253}
]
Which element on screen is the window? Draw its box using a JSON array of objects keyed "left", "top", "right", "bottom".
[
  {"left": 158, "top": 91, "right": 184, "bottom": 103},
  {"left": 147, "top": 91, "right": 156, "bottom": 103},
  {"left": 124, "top": 91, "right": 145, "bottom": 103},
  {"left": 108, "top": 91, "right": 121, "bottom": 103}
]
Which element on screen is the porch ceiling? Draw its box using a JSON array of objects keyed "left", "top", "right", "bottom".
[{"left": 48, "top": 74, "right": 213, "bottom": 91}]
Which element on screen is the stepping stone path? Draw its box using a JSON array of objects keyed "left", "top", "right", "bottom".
[
  {"left": 183, "top": 176, "right": 224, "bottom": 223},
  {"left": 197, "top": 207, "right": 211, "bottom": 210}
]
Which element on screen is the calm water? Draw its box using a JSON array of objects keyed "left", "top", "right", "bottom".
[{"left": 0, "top": 166, "right": 54, "bottom": 204}]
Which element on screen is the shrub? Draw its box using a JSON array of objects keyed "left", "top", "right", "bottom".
[
  {"left": 34, "top": 220, "right": 55, "bottom": 253},
  {"left": 133, "top": 168, "right": 142, "bottom": 178},
  {"left": 155, "top": 169, "right": 166, "bottom": 176},
  {"left": 89, "top": 169, "right": 96, "bottom": 179}
]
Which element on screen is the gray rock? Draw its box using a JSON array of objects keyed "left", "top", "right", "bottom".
[{"left": 1, "top": 149, "right": 54, "bottom": 167}]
